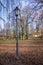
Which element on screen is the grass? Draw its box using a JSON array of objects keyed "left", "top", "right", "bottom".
[
  {"left": 0, "top": 39, "right": 16, "bottom": 43},
  {"left": 0, "top": 37, "right": 43, "bottom": 44}
]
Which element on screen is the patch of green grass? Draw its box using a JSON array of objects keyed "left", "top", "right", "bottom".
[{"left": 0, "top": 39, "right": 16, "bottom": 43}]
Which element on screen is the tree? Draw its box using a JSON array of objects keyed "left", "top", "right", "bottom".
[
  {"left": 20, "top": 17, "right": 24, "bottom": 40},
  {"left": 34, "top": 0, "right": 43, "bottom": 3}
]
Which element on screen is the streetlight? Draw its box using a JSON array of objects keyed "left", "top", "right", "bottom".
[{"left": 14, "top": 7, "right": 20, "bottom": 58}]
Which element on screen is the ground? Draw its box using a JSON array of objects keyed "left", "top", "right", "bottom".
[{"left": 0, "top": 40, "right": 43, "bottom": 65}]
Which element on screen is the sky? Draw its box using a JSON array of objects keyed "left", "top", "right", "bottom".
[
  {"left": 0, "top": 0, "right": 31, "bottom": 29},
  {"left": 0, "top": 0, "right": 43, "bottom": 31}
]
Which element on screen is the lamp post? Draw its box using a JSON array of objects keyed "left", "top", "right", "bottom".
[{"left": 14, "top": 7, "right": 20, "bottom": 58}]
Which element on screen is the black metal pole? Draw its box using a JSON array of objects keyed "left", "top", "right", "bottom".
[{"left": 16, "top": 15, "right": 18, "bottom": 58}]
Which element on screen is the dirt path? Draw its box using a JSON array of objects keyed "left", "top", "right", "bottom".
[
  {"left": 0, "top": 43, "right": 43, "bottom": 53},
  {"left": 0, "top": 43, "right": 43, "bottom": 65}
]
